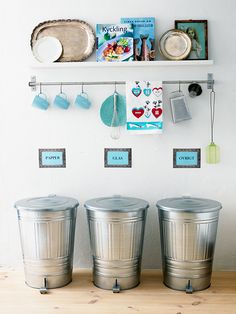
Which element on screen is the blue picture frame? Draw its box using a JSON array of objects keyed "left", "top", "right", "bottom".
[
  {"left": 173, "top": 148, "right": 201, "bottom": 168},
  {"left": 104, "top": 148, "right": 132, "bottom": 168},
  {"left": 39, "top": 148, "right": 66, "bottom": 168}
]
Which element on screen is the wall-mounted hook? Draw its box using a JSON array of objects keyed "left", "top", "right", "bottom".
[
  {"left": 207, "top": 73, "right": 214, "bottom": 90},
  {"left": 30, "top": 76, "right": 37, "bottom": 91}
]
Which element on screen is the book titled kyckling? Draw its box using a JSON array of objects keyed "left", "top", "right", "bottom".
[
  {"left": 120, "top": 17, "right": 155, "bottom": 61},
  {"left": 96, "top": 24, "right": 134, "bottom": 62}
]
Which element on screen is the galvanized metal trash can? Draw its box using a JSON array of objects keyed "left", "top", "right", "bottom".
[
  {"left": 85, "top": 196, "right": 149, "bottom": 291},
  {"left": 15, "top": 195, "right": 79, "bottom": 292},
  {"left": 156, "top": 197, "right": 222, "bottom": 292}
]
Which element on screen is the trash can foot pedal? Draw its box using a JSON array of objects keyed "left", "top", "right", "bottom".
[
  {"left": 186, "top": 280, "right": 193, "bottom": 294},
  {"left": 40, "top": 278, "right": 48, "bottom": 294},
  {"left": 112, "top": 279, "right": 121, "bottom": 293}
]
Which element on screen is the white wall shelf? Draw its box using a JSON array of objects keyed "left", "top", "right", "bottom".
[{"left": 30, "top": 60, "right": 214, "bottom": 69}]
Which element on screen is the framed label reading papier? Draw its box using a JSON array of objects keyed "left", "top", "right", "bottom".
[{"left": 39, "top": 148, "right": 66, "bottom": 168}]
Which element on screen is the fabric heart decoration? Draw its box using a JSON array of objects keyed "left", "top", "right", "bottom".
[
  {"left": 143, "top": 88, "right": 152, "bottom": 97},
  {"left": 152, "top": 87, "right": 163, "bottom": 97},
  {"left": 132, "top": 87, "right": 142, "bottom": 97},
  {"left": 152, "top": 107, "right": 162, "bottom": 118},
  {"left": 132, "top": 107, "right": 144, "bottom": 118}
]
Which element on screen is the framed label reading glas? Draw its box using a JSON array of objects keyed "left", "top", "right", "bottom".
[{"left": 104, "top": 148, "right": 132, "bottom": 168}]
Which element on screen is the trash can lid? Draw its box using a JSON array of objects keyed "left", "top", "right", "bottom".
[
  {"left": 156, "top": 197, "right": 222, "bottom": 213},
  {"left": 14, "top": 195, "right": 79, "bottom": 211},
  {"left": 84, "top": 196, "right": 149, "bottom": 212}
]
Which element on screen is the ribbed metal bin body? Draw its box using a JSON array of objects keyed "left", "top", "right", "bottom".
[
  {"left": 15, "top": 195, "right": 78, "bottom": 289},
  {"left": 157, "top": 197, "right": 222, "bottom": 292},
  {"left": 85, "top": 196, "right": 149, "bottom": 290}
]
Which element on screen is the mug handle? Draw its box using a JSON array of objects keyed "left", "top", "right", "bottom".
[
  {"left": 80, "top": 92, "right": 88, "bottom": 99},
  {"left": 38, "top": 93, "right": 47, "bottom": 100}
]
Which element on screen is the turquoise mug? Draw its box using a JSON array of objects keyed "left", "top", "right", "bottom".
[
  {"left": 53, "top": 92, "right": 70, "bottom": 110},
  {"left": 75, "top": 92, "right": 91, "bottom": 109},
  {"left": 32, "top": 93, "right": 49, "bottom": 110}
]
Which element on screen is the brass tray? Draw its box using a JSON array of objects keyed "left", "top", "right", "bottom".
[
  {"left": 159, "top": 29, "right": 192, "bottom": 60},
  {"left": 31, "top": 19, "right": 96, "bottom": 62}
]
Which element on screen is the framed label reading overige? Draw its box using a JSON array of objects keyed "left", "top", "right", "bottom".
[
  {"left": 39, "top": 148, "right": 66, "bottom": 168},
  {"left": 173, "top": 148, "right": 201, "bottom": 168},
  {"left": 104, "top": 148, "right": 132, "bottom": 168}
]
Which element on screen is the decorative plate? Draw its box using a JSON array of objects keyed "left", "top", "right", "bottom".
[
  {"left": 32, "top": 36, "right": 62, "bottom": 63},
  {"left": 31, "top": 19, "right": 96, "bottom": 62},
  {"left": 159, "top": 29, "right": 192, "bottom": 60}
]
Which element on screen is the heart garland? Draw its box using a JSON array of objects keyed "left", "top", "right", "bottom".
[{"left": 130, "top": 82, "right": 163, "bottom": 119}]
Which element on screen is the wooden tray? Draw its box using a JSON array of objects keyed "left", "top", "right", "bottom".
[{"left": 31, "top": 19, "right": 96, "bottom": 62}]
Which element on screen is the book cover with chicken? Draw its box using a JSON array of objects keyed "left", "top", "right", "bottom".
[
  {"left": 96, "top": 24, "right": 134, "bottom": 62},
  {"left": 120, "top": 17, "right": 155, "bottom": 61}
]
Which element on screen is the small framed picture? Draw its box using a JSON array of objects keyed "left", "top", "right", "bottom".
[
  {"left": 173, "top": 148, "right": 201, "bottom": 168},
  {"left": 175, "top": 20, "right": 208, "bottom": 60}
]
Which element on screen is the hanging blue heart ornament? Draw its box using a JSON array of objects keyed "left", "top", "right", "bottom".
[
  {"left": 132, "top": 87, "right": 142, "bottom": 97},
  {"left": 143, "top": 81, "right": 151, "bottom": 96},
  {"left": 143, "top": 88, "right": 151, "bottom": 96},
  {"left": 132, "top": 81, "right": 142, "bottom": 97}
]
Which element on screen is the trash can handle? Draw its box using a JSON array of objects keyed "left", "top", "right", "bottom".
[
  {"left": 182, "top": 195, "right": 192, "bottom": 199},
  {"left": 40, "top": 277, "right": 48, "bottom": 294},
  {"left": 186, "top": 280, "right": 193, "bottom": 294},
  {"left": 112, "top": 279, "right": 121, "bottom": 293}
]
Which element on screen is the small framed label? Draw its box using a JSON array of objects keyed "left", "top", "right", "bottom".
[
  {"left": 173, "top": 148, "right": 201, "bottom": 168},
  {"left": 39, "top": 148, "right": 66, "bottom": 168},
  {"left": 104, "top": 148, "right": 132, "bottom": 168}
]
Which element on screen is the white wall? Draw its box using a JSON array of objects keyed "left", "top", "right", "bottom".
[{"left": 0, "top": 0, "right": 235, "bottom": 270}]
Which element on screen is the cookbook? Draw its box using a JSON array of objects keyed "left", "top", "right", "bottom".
[
  {"left": 120, "top": 17, "right": 155, "bottom": 61},
  {"left": 96, "top": 24, "right": 134, "bottom": 62}
]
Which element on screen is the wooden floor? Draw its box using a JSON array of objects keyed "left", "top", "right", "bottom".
[{"left": 1, "top": 269, "right": 236, "bottom": 314}]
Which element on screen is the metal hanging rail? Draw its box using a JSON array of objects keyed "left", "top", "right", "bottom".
[{"left": 29, "top": 74, "right": 214, "bottom": 91}]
